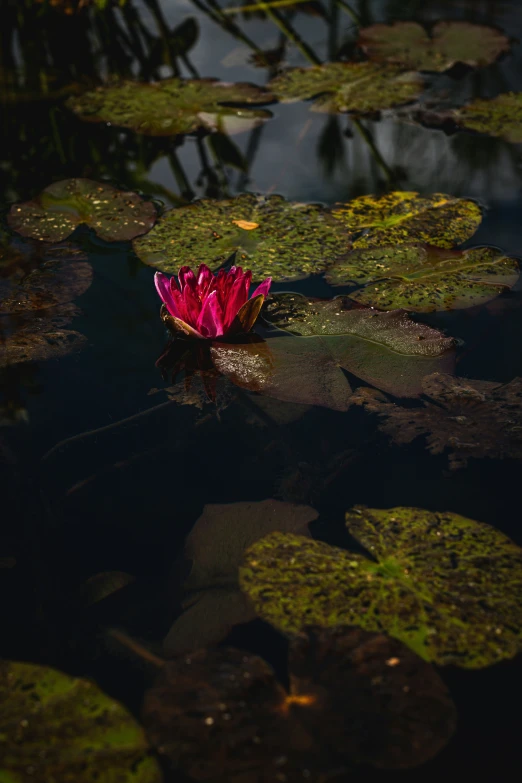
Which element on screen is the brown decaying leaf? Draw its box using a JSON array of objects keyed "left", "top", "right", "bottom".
[{"left": 351, "top": 372, "right": 522, "bottom": 469}]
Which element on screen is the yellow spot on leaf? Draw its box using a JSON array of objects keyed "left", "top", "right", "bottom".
[{"left": 232, "top": 220, "right": 259, "bottom": 230}]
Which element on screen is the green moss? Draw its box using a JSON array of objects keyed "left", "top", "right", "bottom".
[{"left": 458, "top": 92, "right": 522, "bottom": 143}]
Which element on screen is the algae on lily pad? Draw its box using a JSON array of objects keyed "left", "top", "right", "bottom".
[
  {"left": 359, "top": 21, "right": 509, "bottom": 72},
  {"left": 0, "top": 660, "right": 162, "bottom": 782},
  {"left": 268, "top": 61, "right": 423, "bottom": 114},
  {"left": 133, "top": 194, "right": 352, "bottom": 282},
  {"left": 332, "top": 191, "right": 482, "bottom": 248},
  {"left": 351, "top": 373, "right": 522, "bottom": 470},
  {"left": 67, "top": 78, "right": 273, "bottom": 137},
  {"left": 8, "top": 178, "right": 157, "bottom": 243},
  {"left": 239, "top": 506, "right": 522, "bottom": 668},
  {"left": 456, "top": 92, "right": 522, "bottom": 144},
  {"left": 325, "top": 244, "right": 519, "bottom": 311}
]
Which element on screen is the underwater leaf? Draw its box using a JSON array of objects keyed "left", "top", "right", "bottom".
[
  {"left": 0, "top": 660, "right": 163, "bottom": 782},
  {"left": 351, "top": 373, "right": 522, "bottom": 470},
  {"left": 8, "top": 179, "right": 157, "bottom": 243},
  {"left": 67, "top": 79, "right": 273, "bottom": 137},
  {"left": 267, "top": 61, "right": 424, "bottom": 114},
  {"left": 325, "top": 244, "right": 519, "bottom": 311},
  {"left": 331, "top": 191, "right": 482, "bottom": 248},
  {"left": 239, "top": 505, "right": 522, "bottom": 667},
  {"left": 169, "top": 17, "right": 199, "bottom": 56},
  {"left": 359, "top": 21, "right": 510, "bottom": 72},
  {"left": 456, "top": 92, "right": 522, "bottom": 143},
  {"left": 133, "top": 194, "right": 352, "bottom": 282}
]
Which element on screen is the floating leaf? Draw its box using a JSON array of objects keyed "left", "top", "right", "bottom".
[
  {"left": 267, "top": 61, "right": 424, "bottom": 114},
  {"left": 0, "top": 660, "right": 163, "bottom": 782},
  {"left": 325, "top": 244, "right": 519, "bottom": 311},
  {"left": 211, "top": 294, "right": 455, "bottom": 409},
  {"left": 133, "top": 194, "right": 352, "bottom": 282},
  {"left": 8, "top": 179, "right": 157, "bottom": 243},
  {"left": 145, "top": 627, "right": 456, "bottom": 777},
  {"left": 359, "top": 21, "right": 510, "bottom": 72},
  {"left": 456, "top": 92, "right": 522, "bottom": 144},
  {"left": 239, "top": 506, "right": 522, "bottom": 667},
  {"left": 80, "top": 571, "right": 135, "bottom": 606},
  {"left": 331, "top": 191, "right": 482, "bottom": 248},
  {"left": 351, "top": 373, "right": 522, "bottom": 470},
  {"left": 67, "top": 79, "right": 273, "bottom": 137}
]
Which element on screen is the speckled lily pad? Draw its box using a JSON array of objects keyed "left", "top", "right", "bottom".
[
  {"left": 239, "top": 506, "right": 522, "bottom": 667},
  {"left": 325, "top": 244, "right": 519, "bottom": 311},
  {"left": 0, "top": 305, "right": 87, "bottom": 369},
  {"left": 456, "top": 92, "right": 522, "bottom": 143},
  {"left": 359, "top": 21, "right": 509, "bottom": 72},
  {"left": 0, "top": 660, "right": 162, "bottom": 782},
  {"left": 67, "top": 79, "right": 273, "bottom": 136},
  {"left": 267, "top": 61, "right": 424, "bottom": 114},
  {"left": 331, "top": 191, "right": 482, "bottom": 248},
  {"left": 8, "top": 178, "right": 157, "bottom": 243},
  {"left": 133, "top": 194, "right": 352, "bottom": 282}
]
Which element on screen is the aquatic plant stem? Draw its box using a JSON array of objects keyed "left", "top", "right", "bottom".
[
  {"left": 168, "top": 148, "right": 194, "bottom": 201},
  {"left": 256, "top": 2, "right": 321, "bottom": 65},
  {"left": 189, "top": 0, "right": 263, "bottom": 55},
  {"left": 352, "top": 118, "right": 394, "bottom": 185}
]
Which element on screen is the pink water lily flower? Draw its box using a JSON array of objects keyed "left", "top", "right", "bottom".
[{"left": 154, "top": 264, "right": 271, "bottom": 339}]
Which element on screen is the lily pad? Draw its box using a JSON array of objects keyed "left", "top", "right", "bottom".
[
  {"left": 359, "top": 21, "right": 510, "bottom": 72},
  {"left": 351, "top": 373, "right": 522, "bottom": 470},
  {"left": 67, "top": 79, "right": 273, "bottom": 137},
  {"left": 239, "top": 506, "right": 522, "bottom": 667},
  {"left": 211, "top": 294, "right": 455, "bottom": 410},
  {"left": 0, "top": 660, "right": 162, "bottom": 782},
  {"left": 331, "top": 191, "right": 482, "bottom": 248},
  {"left": 456, "top": 92, "right": 522, "bottom": 144},
  {"left": 325, "top": 244, "right": 519, "bottom": 311},
  {"left": 8, "top": 178, "right": 157, "bottom": 243},
  {"left": 133, "top": 194, "right": 353, "bottom": 282},
  {"left": 267, "top": 61, "right": 424, "bottom": 114},
  {"left": 145, "top": 628, "right": 456, "bottom": 776}
]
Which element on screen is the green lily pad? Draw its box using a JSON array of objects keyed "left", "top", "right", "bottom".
[
  {"left": 267, "top": 61, "right": 424, "bottom": 114},
  {"left": 351, "top": 373, "right": 522, "bottom": 470},
  {"left": 67, "top": 79, "right": 273, "bottom": 137},
  {"left": 239, "top": 506, "right": 522, "bottom": 667},
  {"left": 331, "top": 191, "right": 482, "bottom": 248},
  {"left": 8, "top": 178, "right": 157, "bottom": 243},
  {"left": 325, "top": 244, "right": 519, "bottom": 311},
  {"left": 225, "top": 292, "right": 455, "bottom": 402},
  {"left": 0, "top": 305, "right": 87, "bottom": 369},
  {"left": 133, "top": 194, "right": 353, "bottom": 282},
  {"left": 0, "top": 660, "right": 163, "bottom": 782},
  {"left": 456, "top": 92, "right": 522, "bottom": 144},
  {"left": 359, "top": 21, "right": 510, "bottom": 72}
]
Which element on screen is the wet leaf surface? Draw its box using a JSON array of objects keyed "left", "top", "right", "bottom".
[
  {"left": 0, "top": 660, "right": 163, "bottom": 782},
  {"left": 325, "top": 244, "right": 519, "bottom": 311},
  {"left": 67, "top": 79, "right": 273, "bottom": 136},
  {"left": 240, "top": 506, "right": 522, "bottom": 667},
  {"left": 145, "top": 627, "right": 456, "bottom": 778},
  {"left": 267, "top": 62, "right": 424, "bottom": 114},
  {"left": 133, "top": 193, "right": 352, "bottom": 282},
  {"left": 456, "top": 92, "right": 522, "bottom": 143},
  {"left": 8, "top": 178, "right": 157, "bottom": 243},
  {"left": 331, "top": 191, "right": 482, "bottom": 248},
  {"left": 351, "top": 373, "right": 522, "bottom": 470},
  {"left": 359, "top": 21, "right": 510, "bottom": 72}
]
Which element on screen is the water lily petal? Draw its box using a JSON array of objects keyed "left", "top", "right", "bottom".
[
  {"left": 182, "top": 283, "right": 202, "bottom": 327},
  {"left": 196, "top": 290, "right": 225, "bottom": 338},
  {"left": 197, "top": 264, "right": 214, "bottom": 297},
  {"left": 251, "top": 277, "right": 272, "bottom": 299},
  {"left": 155, "top": 271, "right": 181, "bottom": 318},
  {"left": 178, "top": 266, "right": 197, "bottom": 294},
  {"left": 224, "top": 272, "right": 252, "bottom": 328}
]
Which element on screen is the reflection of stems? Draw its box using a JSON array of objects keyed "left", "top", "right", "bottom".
[
  {"left": 335, "top": 0, "right": 360, "bottom": 25},
  {"left": 237, "top": 124, "right": 264, "bottom": 190},
  {"left": 257, "top": 2, "right": 321, "bottom": 65},
  {"left": 202, "top": 136, "right": 230, "bottom": 197},
  {"left": 143, "top": 0, "right": 180, "bottom": 75},
  {"left": 328, "top": 0, "right": 338, "bottom": 61},
  {"left": 168, "top": 148, "right": 194, "bottom": 200},
  {"left": 189, "top": 0, "right": 263, "bottom": 54},
  {"left": 352, "top": 118, "right": 393, "bottom": 185}
]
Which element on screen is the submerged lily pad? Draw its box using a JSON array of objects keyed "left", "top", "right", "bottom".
[
  {"left": 67, "top": 79, "right": 273, "bottom": 137},
  {"left": 0, "top": 305, "right": 87, "bottom": 369},
  {"left": 0, "top": 660, "right": 162, "bottom": 782},
  {"left": 133, "top": 194, "right": 352, "bottom": 282},
  {"left": 212, "top": 294, "right": 455, "bottom": 410},
  {"left": 145, "top": 627, "right": 455, "bottom": 776},
  {"left": 359, "top": 21, "right": 510, "bottom": 72},
  {"left": 239, "top": 506, "right": 522, "bottom": 667},
  {"left": 8, "top": 179, "right": 157, "bottom": 243},
  {"left": 456, "top": 92, "right": 522, "bottom": 144},
  {"left": 351, "top": 373, "right": 522, "bottom": 470},
  {"left": 267, "top": 61, "right": 424, "bottom": 114},
  {"left": 332, "top": 191, "right": 482, "bottom": 248},
  {"left": 325, "top": 244, "right": 519, "bottom": 311}
]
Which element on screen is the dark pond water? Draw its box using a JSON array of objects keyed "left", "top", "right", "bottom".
[{"left": 1, "top": 1, "right": 522, "bottom": 781}]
